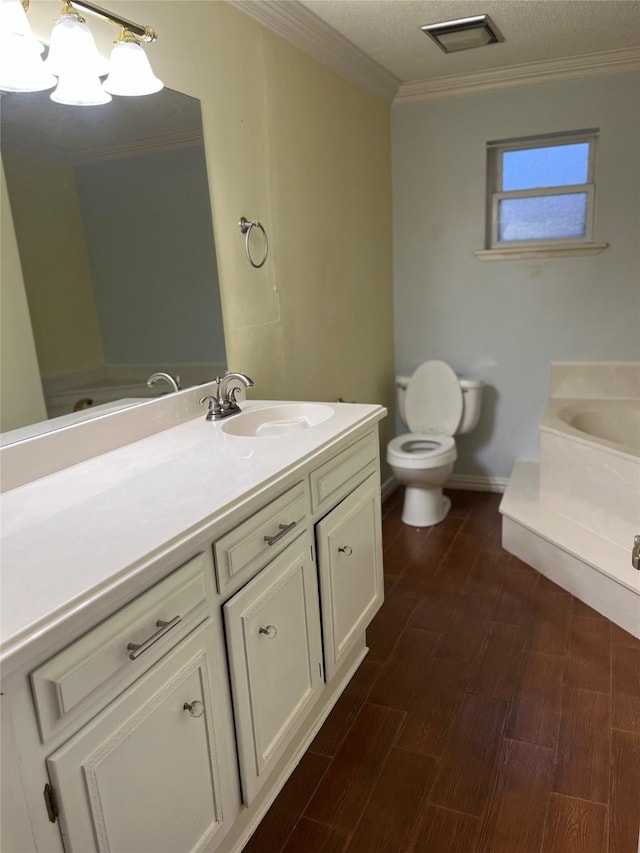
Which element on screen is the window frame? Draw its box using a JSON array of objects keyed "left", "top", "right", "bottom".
[{"left": 486, "top": 129, "right": 598, "bottom": 251}]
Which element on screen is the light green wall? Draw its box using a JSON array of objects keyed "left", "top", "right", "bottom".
[
  {"left": 3, "top": 152, "right": 104, "bottom": 376},
  {"left": 0, "top": 162, "right": 46, "bottom": 431},
  {"left": 17, "top": 1, "right": 395, "bottom": 468}
]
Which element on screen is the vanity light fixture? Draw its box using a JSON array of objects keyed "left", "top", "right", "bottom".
[
  {"left": 0, "top": 0, "right": 163, "bottom": 104},
  {"left": 421, "top": 14, "right": 503, "bottom": 53},
  {"left": 0, "top": 0, "right": 55, "bottom": 92},
  {"left": 102, "top": 29, "right": 163, "bottom": 97}
]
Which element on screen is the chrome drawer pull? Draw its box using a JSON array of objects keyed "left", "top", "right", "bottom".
[
  {"left": 264, "top": 521, "right": 296, "bottom": 546},
  {"left": 259, "top": 625, "right": 278, "bottom": 639},
  {"left": 127, "top": 616, "right": 182, "bottom": 660},
  {"left": 338, "top": 545, "right": 353, "bottom": 556}
]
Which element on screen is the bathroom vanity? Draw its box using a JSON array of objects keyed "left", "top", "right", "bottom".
[{"left": 0, "top": 387, "right": 386, "bottom": 852}]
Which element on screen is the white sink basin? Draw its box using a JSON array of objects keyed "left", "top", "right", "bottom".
[{"left": 222, "top": 404, "right": 334, "bottom": 437}]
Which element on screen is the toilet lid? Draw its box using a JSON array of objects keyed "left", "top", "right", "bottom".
[{"left": 405, "top": 360, "right": 463, "bottom": 436}]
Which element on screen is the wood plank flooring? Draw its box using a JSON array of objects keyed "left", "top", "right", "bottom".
[{"left": 243, "top": 489, "right": 640, "bottom": 853}]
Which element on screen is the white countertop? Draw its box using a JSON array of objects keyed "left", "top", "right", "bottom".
[{"left": 0, "top": 400, "right": 385, "bottom": 676}]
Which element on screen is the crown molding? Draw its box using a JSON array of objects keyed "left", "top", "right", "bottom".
[
  {"left": 226, "top": 3, "right": 639, "bottom": 104},
  {"left": 2, "top": 128, "right": 204, "bottom": 165},
  {"left": 395, "top": 47, "right": 640, "bottom": 103},
  {"left": 228, "top": 0, "right": 400, "bottom": 102}
]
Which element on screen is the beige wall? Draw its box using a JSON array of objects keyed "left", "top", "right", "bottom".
[
  {"left": 0, "top": 163, "right": 47, "bottom": 432},
  {"left": 3, "top": 152, "right": 104, "bottom": 376},
  {"left": 17, "top": 2, "right": 395, "bottom": 468}
]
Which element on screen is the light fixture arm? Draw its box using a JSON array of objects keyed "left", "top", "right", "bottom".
[{"left": 65, "top": 0, "right": 157, "bottom": 42}]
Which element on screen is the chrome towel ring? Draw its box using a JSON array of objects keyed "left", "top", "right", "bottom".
[{"left": 239, "top": 216, "right": 268, "bottom": 268}]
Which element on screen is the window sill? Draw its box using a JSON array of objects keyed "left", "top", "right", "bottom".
[{"left": 474, "top": 242, "right": 608, "bottom": 261}]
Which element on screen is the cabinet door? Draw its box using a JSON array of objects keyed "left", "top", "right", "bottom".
[
  {"left": 316, "top": 473, "right": 384, "bottom": 680},
  {"left": 223, "top": 533, "right": 323, "bottom": 805},
  {"left": 46, "top": 621, "right": 237, "bottom": 853}
]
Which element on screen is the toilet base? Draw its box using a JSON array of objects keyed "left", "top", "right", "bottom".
[{"left": 401, "top": 487, "right": 451, "bottom": 527}]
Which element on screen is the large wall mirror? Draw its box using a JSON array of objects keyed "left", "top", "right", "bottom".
[{"left": 1, "top": 85, "right": 226, "bottom": 442}]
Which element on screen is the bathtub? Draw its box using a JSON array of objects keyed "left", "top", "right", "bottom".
[
  {"left": 501, "top": 363, "right": 640, "bottom": 638},
  {"left": 539, "top": 398, "right": 640, "bottom": 551},
  {"left": 552, "top": 398, "right": 640, "bottom": 455}
]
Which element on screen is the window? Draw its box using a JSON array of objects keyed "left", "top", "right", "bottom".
[{"left": 479, "top": 129, "right": 606, "bottom": 259}]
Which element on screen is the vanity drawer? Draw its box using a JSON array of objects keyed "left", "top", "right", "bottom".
[
  {"left": 310, "top": 431, "right": 378, "bottom": 516},
  {"left": 214, "top": 481, "right": 310, "bottom": 595},
  {"left": 31, "top": 552, "right": 211, "bottom": 744}
]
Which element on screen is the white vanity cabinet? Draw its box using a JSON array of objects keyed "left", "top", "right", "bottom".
[
  {"left": 315, "top": 473, "right": 383, "bottom": 680},
  {"left": 0, "top": 401, "right": 386, "bottom": 853},
  {"left": 4, "top": 552, "right": 240, "bottom": 853},
  {"left": 223, "top": 532, "right": 324, "bottom": 805},
  {"left": 47, "top": 620, "right": 235, "bottom": 853}
]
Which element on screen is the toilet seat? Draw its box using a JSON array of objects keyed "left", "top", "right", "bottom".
[
  {"left": 387, "top": 433, "right": 456, "bottom": 469},
  {"left": 405, "top": 360, "right": 463, "bottom": 436}
]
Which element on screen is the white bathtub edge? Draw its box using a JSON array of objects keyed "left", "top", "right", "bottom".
[{"left": 500, "top": 462, "right": 640, "bottom": 638}]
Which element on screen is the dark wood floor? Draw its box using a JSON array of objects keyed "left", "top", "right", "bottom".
[{"left": 243, "top": 489, "right": 640, "bottom": 853}]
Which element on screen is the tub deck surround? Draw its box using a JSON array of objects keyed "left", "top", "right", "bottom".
[
  {"left": 0, "top": 399, "right": 386, "bottom": 677},
  {"left": 501, "top": 463, "right": 639, "bottom": 637},
  {"left": 548, "top": 361, "right": 640, "bottom": 400},
  {"left": 501, "top": 361, "right": 640, "bottom": 638}
]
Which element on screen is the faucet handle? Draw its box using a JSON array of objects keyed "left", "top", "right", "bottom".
[
  {"left": 226, "top": 384, "right": 243, "bottom": 405},
  {"left": 199, "top": 395, "right": 220, "bottom": 421}
]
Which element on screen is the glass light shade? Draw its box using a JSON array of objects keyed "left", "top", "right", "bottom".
[
  {"left": 437, "top": 27, "right": 492, "bottom": 51},
  {"left": 102, "top": 41, "right": 163, "bottom": 96},
  {"left": 0, "top": 33, "right": 56, "bottom": 92},
  {"left": 44, "top": 14, "right": 109, "bottom": 77},
  {"left": 50, "top": 70, "right": 112, "bottom": 105},
  {"left": 0, "top": 0, "right": 44, "bottom": 52}
]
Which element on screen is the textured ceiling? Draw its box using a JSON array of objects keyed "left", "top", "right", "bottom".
[
  {"left": 4, "top": 0, "right": 638, "bottom": 150},
  {"left": 298, "top": 0, "right": 640, "bottom": 83}
]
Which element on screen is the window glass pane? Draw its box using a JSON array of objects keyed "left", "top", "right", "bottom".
[
  {"left": 501, "top": 143, "right": 589, "bottom": 191},
  {"left": 498, "top": 193, "right": 588, "bottom": 242}
]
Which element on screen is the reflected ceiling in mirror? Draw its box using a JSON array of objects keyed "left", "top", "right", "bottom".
[{"left": 1, "top": 86, "right": 226, "bottom": 444}]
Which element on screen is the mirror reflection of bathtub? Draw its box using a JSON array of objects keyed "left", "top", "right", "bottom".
[{"left": 1, "top": 85, "right": 226, "bottom": 443}]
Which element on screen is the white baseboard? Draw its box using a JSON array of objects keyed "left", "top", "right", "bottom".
[
  {"left": 382, "top": 474, "right": 507, "bottom": 499},
  {"left": 447, "top": 474, "right": 508, "bottom": 493},
  {"left": 380, "top": 476, "right": 399, "bottom": 502}
]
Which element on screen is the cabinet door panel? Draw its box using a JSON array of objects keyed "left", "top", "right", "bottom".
[
  {"left": 47, "top": 621, "right": 235, "bottom": 853},
  {"left": 224, "top": 533, "right": 323, "bottom": 804},
  {"left": 316, "top": 473, "right": 384, "bottom": 680}
]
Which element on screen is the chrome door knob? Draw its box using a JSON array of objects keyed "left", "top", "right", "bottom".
[
  {"left": 338, "top": 545, "right": 353, "bottom": 556},
  {"left": 258, "top": 625, "right": 278, "bottom": 639},
  {"left": 183, "top": 700, "right": 205, "bottom": 718}
]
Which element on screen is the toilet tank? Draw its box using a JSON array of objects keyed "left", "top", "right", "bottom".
[
  {"left": 458, "top": 379, "right": 484, "bottom": 434},
  {"left": 395, "top": 375, "right": 412, "bottom": 426},
  {"left": 396, "top": 374, "right": 483, "bottom": 435}
]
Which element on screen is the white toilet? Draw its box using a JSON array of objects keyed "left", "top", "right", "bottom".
[{"left": 387, "top": 360, "right": 484, "bottom": 527}]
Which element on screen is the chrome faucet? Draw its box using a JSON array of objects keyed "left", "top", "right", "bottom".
[
  {"left": 200, "top": 372, "right": 254, "bottom": 420},
  {"left": 147, "top": 372, "right": 181, "bottom": 394}
]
